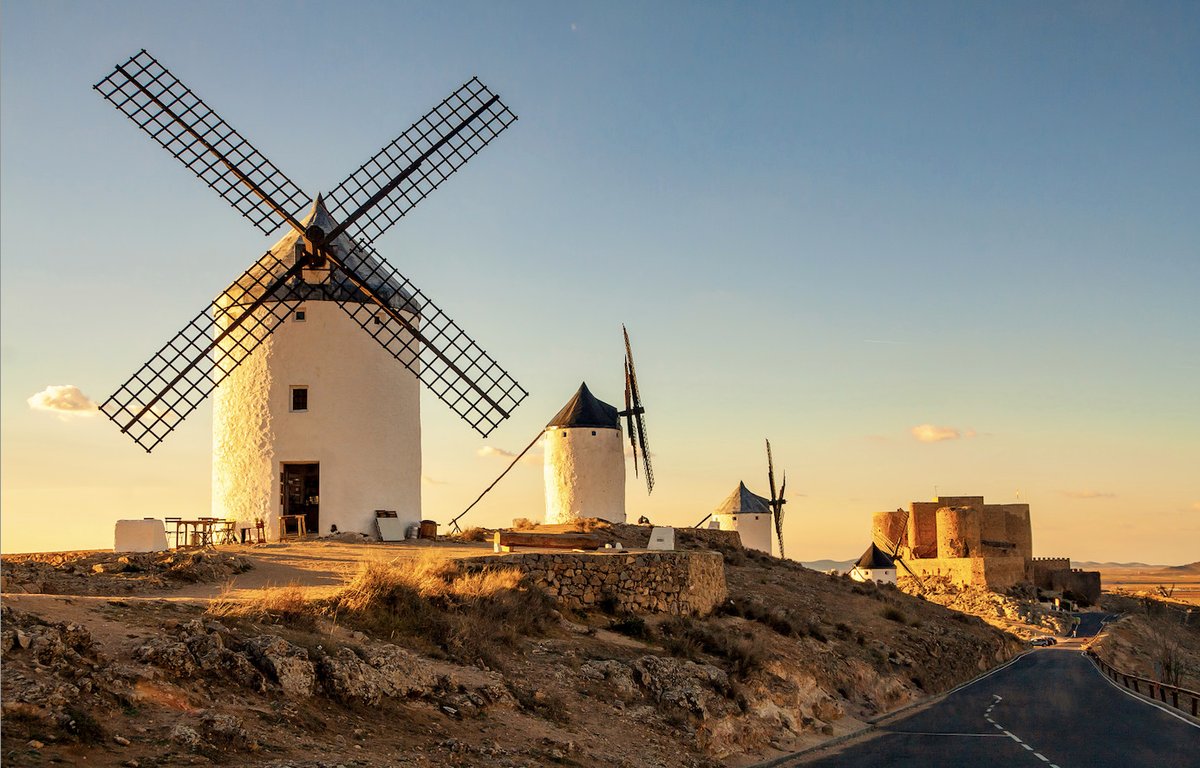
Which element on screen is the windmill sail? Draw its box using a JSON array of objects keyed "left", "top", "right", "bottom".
[
  {"left": 96, "top": 50, "right": 527, "bottom": 450},
  {"left": 325, "top": 77, "right": 517, "bottom": 246},
  {"left": 94, "top": 50, "right": 309, "bottom": 235},
  {"left": 100, "top": 250, "right": 304, "bottom": 452},
  {"left": 622, "top": 325, "right": 653, "bottom": 494}
]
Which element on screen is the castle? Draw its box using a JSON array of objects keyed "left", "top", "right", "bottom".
[{"left": 871, "top": 495, "right": 1100, "bottom": 599}]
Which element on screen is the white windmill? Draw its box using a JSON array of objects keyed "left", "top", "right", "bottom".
[
  {"left": 696, "top": 440, "right": 788, "bottom": 556},
  {"left": 543, "top": 327, "right": 654, "bottom": 525},
  {"left": 95, "top": 50, "right": 527, "bottom": 540}
]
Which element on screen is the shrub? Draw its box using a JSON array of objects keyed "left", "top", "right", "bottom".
[
  {"left": 208, "top": 583, "right": 319, "bottom": 631},
  {"left": 329, "top": 556, "right": 556, "bottom": 668},
  {"left": 656, "top": 616, "right": 765, "bottom": 679},
  {"left": 882, "top": 607, "right": 907, "bottom": 623},
  {"left": 511, "top": 518, "right": 537, "bottom": 530},
  {"left": 457, "top": 527, "right": 491, "bottom": 542},
  {"left": 610, "top": 615, "right": 650, "bottom": 640}
]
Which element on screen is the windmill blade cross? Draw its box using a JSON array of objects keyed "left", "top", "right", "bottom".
[
  {"left": 324, "top": 77, "right": 517, "bottom": 246},
  {"left": 98, "top": 52, "right": 528, "bottom": 450},
  {"left": 94, "top": 50, "right": 309, "bottom": 236}
]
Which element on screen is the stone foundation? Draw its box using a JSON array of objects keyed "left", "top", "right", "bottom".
[{"left": 464, "top": 550, "right": 727, "bottom": 616}]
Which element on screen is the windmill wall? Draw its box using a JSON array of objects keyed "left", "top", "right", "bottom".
[
  {"left": 212, "top": 300, "right": 421, "bottom": 540},
  {"left": 544, "top": 426, "right": 626, "bottom": 525},
  {"left": 710, "top": 512, "right": 774, "bottom": 555}
]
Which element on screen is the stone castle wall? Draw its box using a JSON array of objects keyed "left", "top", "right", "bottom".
[
  {"left": 908, "top": 502, "right": 940, "bottom": 558},
  {"left": 936, "top": 506, "right": 982, "bottom": 558},
  {"left": 1032, "top": 557, "right": 1071, "bottom": 589},
  {"left": 463, "top": 550, "right": 727, "bottom": 616},
  {"left": 902, "top": 552, "right": 1026, "bottom": 591},
  {"left": 1050, "top": 569, "right": 1102, "bottom": 605},
  {"left": 872, "top": 510, "right": 909, "bottom": 550}
]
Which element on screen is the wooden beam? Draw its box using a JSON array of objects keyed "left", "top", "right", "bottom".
[{"left": 494, "top": 531, "right": 604, "bottom": 551}]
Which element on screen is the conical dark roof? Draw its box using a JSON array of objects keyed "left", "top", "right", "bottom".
[
  {"left": 855, "top": 543, "right": 895, "bottom": 569},
  {"left": 715, "top": 482, "right": 772, "bottom": 516},
  {"left": 546, "top": 382, "right": 619, "bottom": 429}
]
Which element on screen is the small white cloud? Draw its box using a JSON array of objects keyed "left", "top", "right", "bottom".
[
  {"left": 570, "top": 22, "right": 579, "bottom": 31},
  {"left": 477, "top": 441, "right": 542, "bottom": 466},
  {"left": 1060, "top": 490, "right": 1117, "bottom": 500},
  {"left": 27, "top": 385, "right": 99, "bottom": 417},
  {"left": 911, "top": 424, "right": 960, "bottom": 443}
]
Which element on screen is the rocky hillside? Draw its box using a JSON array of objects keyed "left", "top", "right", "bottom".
[{"left": 2, "top": 529, "right": 1025, "bottom": 767}]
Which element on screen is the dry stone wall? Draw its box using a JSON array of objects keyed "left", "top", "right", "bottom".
[{"left": 463, "top": 550, "right": 727, "bottom": 616}]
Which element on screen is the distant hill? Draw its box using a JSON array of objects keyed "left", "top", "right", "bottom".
[
  {"left": 1166, "top": 561, "right": 1200, "bottom": 574},
  {"left": 802, "top": 559, "right": 855, "bottom": 572},
  {"left": 1074, "top": 561, "right": 1162, "bottom": 569}
]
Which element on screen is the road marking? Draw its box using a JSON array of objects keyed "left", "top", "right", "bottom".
[
  {"left": 1082, "top": 651, "right": 1200, "bottom": 730},
  {"left": 991, "top": 697, "right": 1062, "bottom": 765}
]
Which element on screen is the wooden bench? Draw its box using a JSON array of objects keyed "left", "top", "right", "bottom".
[{"left": 493, "top": 531, "right": 604, "bottom": 552}]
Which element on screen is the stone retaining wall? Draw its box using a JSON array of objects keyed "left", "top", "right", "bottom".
[{"left": 462, "top": 550, "right": 727, "bottom": 616}]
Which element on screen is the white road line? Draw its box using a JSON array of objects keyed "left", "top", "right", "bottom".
[
  {"left": 1082, "top": 651, "right": 1200, "bottom": 729},
  {"left": 990, "top": 699, "right": 1061, "bottom": 766}
]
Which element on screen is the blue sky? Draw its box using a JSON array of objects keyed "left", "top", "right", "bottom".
[{"left": 2, "top": 1, "right": 1197, "bottom": 561}]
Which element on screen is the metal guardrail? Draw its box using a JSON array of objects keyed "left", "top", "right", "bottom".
[{"left": 1087, "top": 650, "right": 1200, "bottom": 718}]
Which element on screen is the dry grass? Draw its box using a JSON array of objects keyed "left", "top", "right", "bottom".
[
  {"left": 329, "top": 555, "right": 556, "bottom": 668},
  {"left": 208, "top": 583, "right": 319, "bottom": 630}
]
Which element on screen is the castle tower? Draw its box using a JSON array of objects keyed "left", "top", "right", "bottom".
[
  {"left": 543, "top": 383, "right": 626, "bottom": 524},
  {"left": 872, "top": 509, "right": 909, "bottom": 554},
  {"left": 212, "top": 198, "right": 422, "bottom": 540},
  {"left": 709, "top": 482, "right": 774, "bottom": 554},
  {"left": 936, "top": 506, "right": 982, "bottom": 558}
]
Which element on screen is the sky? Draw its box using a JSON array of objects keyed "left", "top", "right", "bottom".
[{"left": 1, "top": 1, "right": 1197, "bottom": 563}]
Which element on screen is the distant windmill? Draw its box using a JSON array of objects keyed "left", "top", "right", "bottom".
[
  {"left": 871, "top": 508, "right": 923, "bottom": 584},
  {"left": 94, "top": 50, "right": 527, "bottom": 539},
  {"left": 695, "top": 439, "right": 785, "bottom": 556},
  {"left": 450, "top": 325, "right": 654, "bottom": 531}
]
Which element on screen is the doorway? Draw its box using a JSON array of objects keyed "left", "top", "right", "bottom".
[{"left": 282, "top": 463, "right": 320, "bottom": 536}]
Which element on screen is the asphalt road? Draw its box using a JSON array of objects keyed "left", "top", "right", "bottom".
[{"left": 788, "top": 614, "right": 1199, "bottom": 768}]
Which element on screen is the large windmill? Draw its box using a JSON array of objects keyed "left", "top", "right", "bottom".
[{"left": 94, "top": 50, "right": 527, "bottom": 539}]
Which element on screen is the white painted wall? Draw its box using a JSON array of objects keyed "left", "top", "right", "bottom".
[
  {"left": 544, "top": 426, "right": 625, "bottom": 524},
  {"left": 849, "top": 567, "right": 897, "bottom": 584},
  {"left": 711, "top": 512, "right": 774, "bottom": 555},
  {"left": 212, "top": 300, "right": 421, "bottom": 540}
]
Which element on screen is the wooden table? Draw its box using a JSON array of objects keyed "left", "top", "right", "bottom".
[
  {"left": 167, "top": 518, "right": 236, "bottom": 548},
  {"left": 278, "top": 514, "right": 308, "bottom": 541},
  {"left": 168, "top": 519, "right": 214, "bottom": 548}
]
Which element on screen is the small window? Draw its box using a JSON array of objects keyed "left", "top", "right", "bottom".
[
  {"left": 295, "top": 308, "right": 306, "bottom": 322},
  {"left": 591, "top": 430, "right": 597, "bottom": 436},
  {"left": 291, "top": 387, "right": 308, "bottom": 412}
]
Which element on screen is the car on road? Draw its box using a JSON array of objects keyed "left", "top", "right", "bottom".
[{"left": 1029, "top": 636, "right": 1058, "bottom": 646}]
